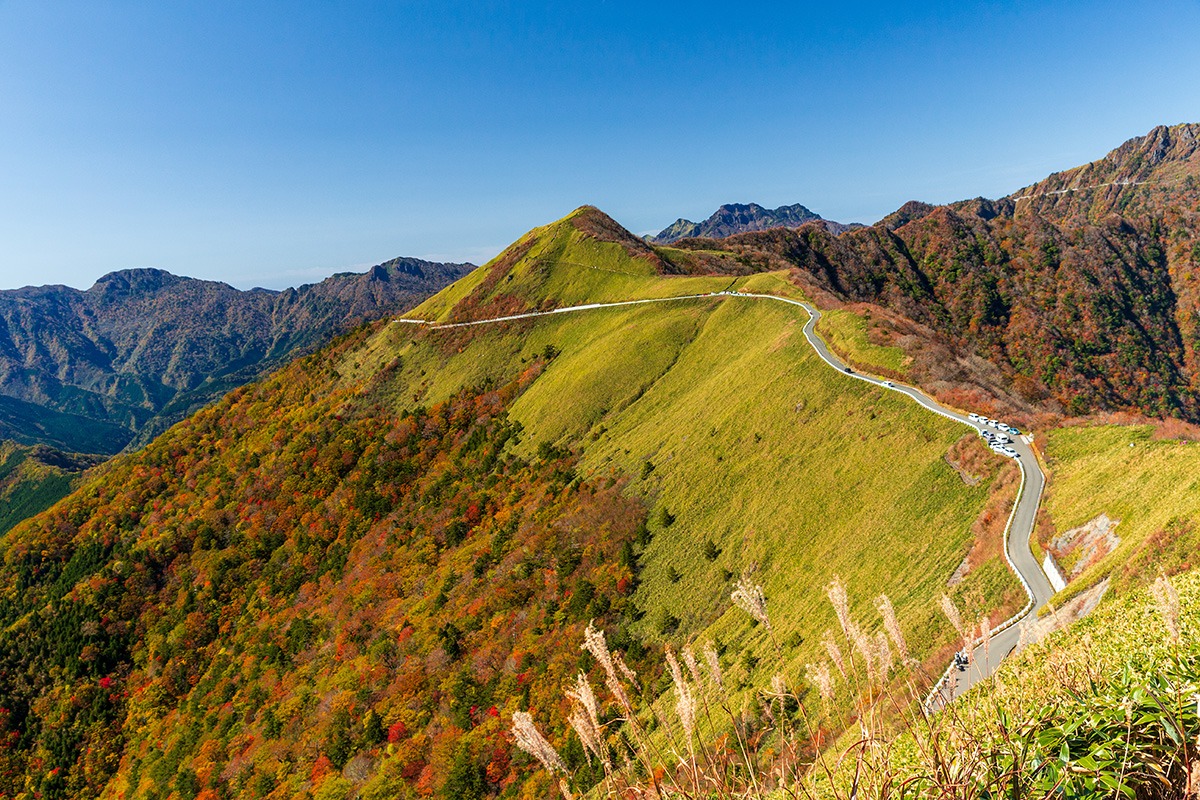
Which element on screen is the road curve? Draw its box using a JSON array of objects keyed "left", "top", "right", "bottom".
[{"left": 397, "top": 290, "right": 1054, "bottom": 701}]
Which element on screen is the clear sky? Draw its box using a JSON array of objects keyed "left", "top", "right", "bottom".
[{"left": 1, "top": 1, "right": 1198, "bottom": 291}]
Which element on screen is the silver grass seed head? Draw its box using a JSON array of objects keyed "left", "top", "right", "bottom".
[
  {"left": 566, "top": 672, "right": 600, "bottom": 732},
  {"left": 827, "top": 575, "right": 853, "bottom": 639},
  {"left": 582, "top": 621, "right": 615, "bottom": 678},
  {"left": 583, "top": 621, "right": 634, "bottom": 717},
  {"left": 731, "top": 577, "right": 772, "bottom": 632},
  {"left": 823, "top": 629, "right": 846, "bottom": 678},
  {"left": 665, "top": 647, "right": 697, "bottom": 741},
  {"left": 682, "top": 645, "right": 704, "bottom": 688},
  {"left": 702, "top": 641, "right": 723, "bottom": 689},
  {"left": 607, "top": 655, "right": 635, "bottom": 718},
  {"left": 511, "top": 711, "right": 568, "bottom": 775},
  {"left": 876, "top": 594, "right": 910, "bottom": 662},
  {"left": 567, "top": 707, "right": 603, "bottom": 764},
  {"left": 1151, "top": 574, "right": 1181, "bottom": 645},
  {"left": 848, "top": 619, "right": 875, "bottom": 680},
  {"left": 979, "top": 614, "right": 993, "bottom": 661},
  {"left": 874, "top": 630, "right": 893, "bottom": 679},
  {"left": 939, "top": 594, "right": 966, "bottom": 642},
  {"left": 807, "top": 662, "right": 836, "bottom": 702}
]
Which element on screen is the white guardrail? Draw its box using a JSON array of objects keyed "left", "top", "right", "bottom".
[{"left": 921, "top": 460, "right": 1037, "bottom": 711}]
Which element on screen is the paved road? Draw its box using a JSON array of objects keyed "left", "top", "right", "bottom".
[{"left": 399, "top": 290, "right": 1054, "bottom": 702}]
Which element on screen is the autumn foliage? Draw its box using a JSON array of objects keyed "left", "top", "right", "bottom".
[{"left": 0, "top": 328, "right": 649, "bottom": 799}]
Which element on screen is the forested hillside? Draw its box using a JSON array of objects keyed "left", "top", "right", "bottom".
[
  {"left": 673, "top": 123, "right": 1200, "bottom": 421},
  {"left": 0, "top": 332, "right": 649, "bottom": 799},
  {"left": 0, "top": 258, "right": 472, "bottom": 455}
]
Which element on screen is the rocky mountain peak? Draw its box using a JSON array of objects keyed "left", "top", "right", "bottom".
[
  {"left": 88, "top": 267, "right": 192, "bottom": 299},
  {"left": 650, "top": 202, "right": 836, "bottom": 244}
]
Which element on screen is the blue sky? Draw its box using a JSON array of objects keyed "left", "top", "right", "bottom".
[{"left": 1, "top": 1, "right": 1198, "bottom": 291}]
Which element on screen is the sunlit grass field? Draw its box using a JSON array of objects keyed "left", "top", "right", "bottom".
[
  {"left": 1041, "top": 424, "right": 1200, "bottom": 596},
  {"left": 348, "top": 230, "right": 1020, "bottom": 695},
  {"left": 815, "top": 307, "right": 912, "bottom": 377}
]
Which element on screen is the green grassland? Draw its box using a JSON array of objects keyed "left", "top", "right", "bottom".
[
  {"left": 409, "top": 207, "right": 761, "bottom": 322},
  {"left": 344, "top": 215, "right": 1020, "bottom": 695},
  {"left": 1040, "top": 424, "right": 1200, "bottom": 595},
  {"left": 815, "top": 308, "right": 912, "bottom": 377}
]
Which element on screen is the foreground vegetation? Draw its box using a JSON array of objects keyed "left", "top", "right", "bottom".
[{"left": 514, "top": 570, "right": 1200, "bottom": 798}]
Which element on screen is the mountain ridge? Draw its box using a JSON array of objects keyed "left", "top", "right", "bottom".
[
  {"left": 650, "top": 201, "right": 862, "bottom": 244},
  {"left": 666, "top": 122, "right": 1200, "bottom": 421},
  {"left": 0, "top": 257, "right": 473, "bottom": 454}
]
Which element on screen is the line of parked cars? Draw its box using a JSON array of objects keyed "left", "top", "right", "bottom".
[{"left": 967, "top": 413, "right": 1022, "bottom": 458}]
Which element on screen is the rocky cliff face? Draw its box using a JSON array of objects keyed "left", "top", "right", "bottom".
[{"left": 0, "top": 258, "right": 472, "bottom": 453}]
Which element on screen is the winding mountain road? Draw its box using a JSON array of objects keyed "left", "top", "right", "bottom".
[{"left": 397, "top": 290, "right": 1055, "bottom": 703}]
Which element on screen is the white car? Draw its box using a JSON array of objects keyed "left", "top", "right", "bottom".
[
  {"left": 1002, "top": 447, "right": 1018, "bottom": 457},
  {"left": 968, "top": 413, "right": 981, "bottom": 421},
  {"left": 883, "top": 380, "right": 894, "bottom": 388}
]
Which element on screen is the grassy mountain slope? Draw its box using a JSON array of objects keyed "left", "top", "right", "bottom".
[
  {"left": 391, "top": 283, "right": 1022, "bottom": 649},
  {"left": 0, "top": 208, "right": 1027, "bottom": 798},
  {"left": 407, "top": 206, "right": 755, "bottom": 324},
  {"left": 1037, "top": 422, "right": 1200, "bottom": 596},
  {"left": 804, "top": 285, "right": 1200, "bottom": 634}
]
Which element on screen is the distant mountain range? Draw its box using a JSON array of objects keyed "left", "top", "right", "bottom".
[
  {"left": 650, "top": 202, "right": 863, "bottom": 243},
  {"left": 0, "top": 257, "right": 472, "bottom": 455}
]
